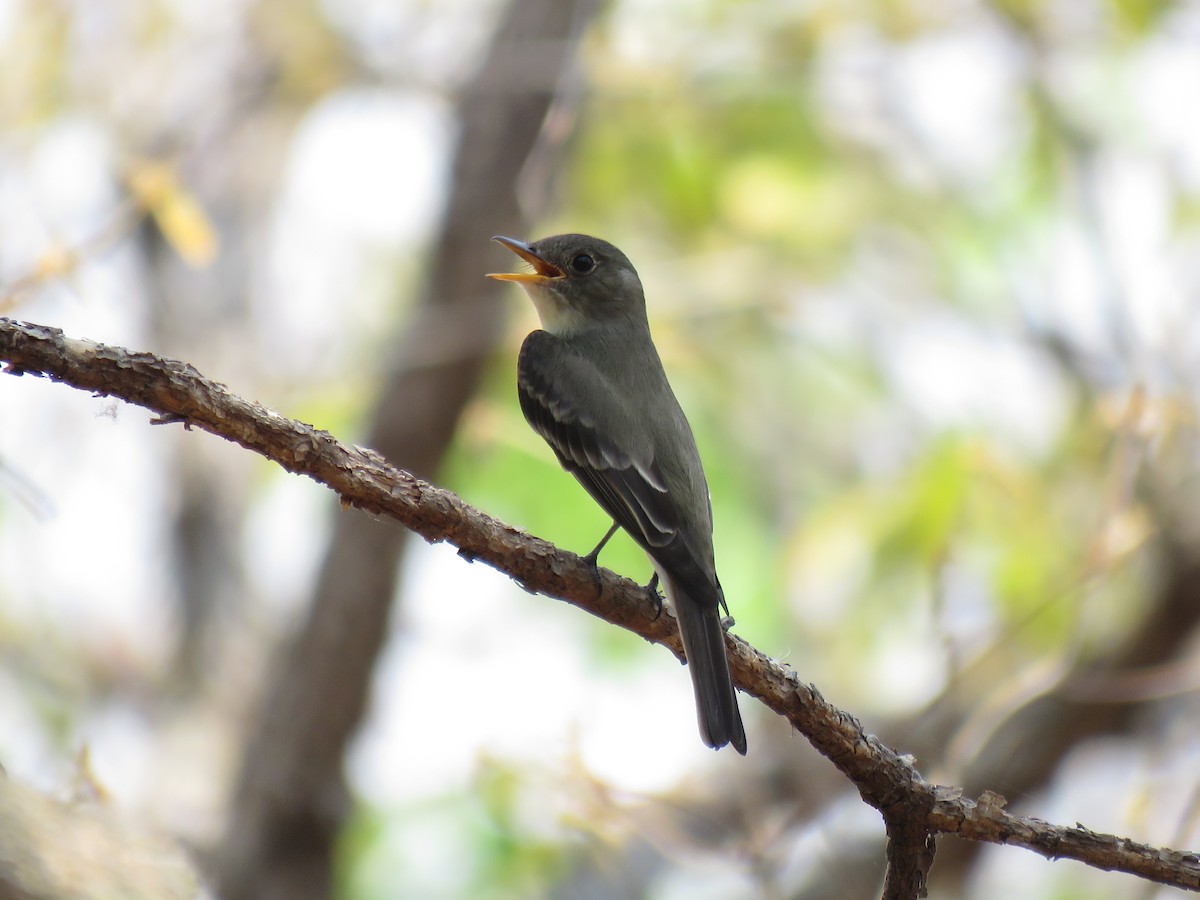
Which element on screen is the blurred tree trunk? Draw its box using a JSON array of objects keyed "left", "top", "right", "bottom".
[
  {"left": 210, "top": 1, "right": 599, "bottom": 898},
  {"left": 141, "top": 203, "right": 261, "bottom": 686},
  {"left": 137, "top": 38, "right": 299, "bottom": 686}
]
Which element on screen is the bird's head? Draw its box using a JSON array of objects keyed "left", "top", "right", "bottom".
[{"left": 487, "top": 233, "right": 646, "bottom": 334}]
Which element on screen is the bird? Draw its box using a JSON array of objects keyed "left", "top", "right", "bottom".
[{"left": 488, "top": 233, "right": 747, "bottom": 754}]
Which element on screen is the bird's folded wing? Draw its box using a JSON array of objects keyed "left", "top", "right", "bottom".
[
  {"left": 517, "top": 333, "right": 717, "bottom": 603},
  {"left": 518, "top": 334, "right": 670, "bottom": 545}
]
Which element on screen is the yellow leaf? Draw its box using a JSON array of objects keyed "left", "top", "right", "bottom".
[
  {"left": 34, "top": 243, "right": 76, "bottom": 279},
  {"left": 127, "top": 160, "right": 218, "bottom": 267}
]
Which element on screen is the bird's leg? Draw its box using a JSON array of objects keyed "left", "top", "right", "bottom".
[
  {"left": 584, "top": 521, "right": 620, "bottom": 564},
  {"left": 644, "top": 571, "right": 663, "bottom": 621},
  {"left": 581, "top": 522, "right": 620, "bottom": 597}
]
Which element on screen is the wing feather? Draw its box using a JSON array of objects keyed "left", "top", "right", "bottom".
[{"left": 518, "top": 332, "right": 718, "bottom": 604}]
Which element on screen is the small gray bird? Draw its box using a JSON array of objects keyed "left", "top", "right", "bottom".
[{"left": 488, "top": 233, "right": 747, "bottom": 754}]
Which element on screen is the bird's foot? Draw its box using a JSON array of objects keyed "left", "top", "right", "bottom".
[
  {"left": 645, "top": 572, "right": 663, "bottom": 620},
  {"left": 720, "top": 615, "right": 736, "bottom": 631},
  {"left": 581, "top": 522, "right": 620, "bottom": 600},
  {"left": 580, "top": 550, "right": 604, "bottom": 599}
]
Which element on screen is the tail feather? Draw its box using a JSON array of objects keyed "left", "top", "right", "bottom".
[{"left": 665, "top": 574, "right": 747, "bottom": 754}]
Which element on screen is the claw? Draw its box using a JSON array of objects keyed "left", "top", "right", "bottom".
[
  {"left": 581, "top": 554, "right": 603, "bottom": 598},
  {"left": 645, "top": 572, "right": 663, "bottom": 620}
]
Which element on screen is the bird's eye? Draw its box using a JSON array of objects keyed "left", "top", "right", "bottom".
[{"left": 570, "top": 254, "right": 595, "bottom": 274}]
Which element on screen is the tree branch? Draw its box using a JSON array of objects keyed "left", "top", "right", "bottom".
[
  {"left": 928, "top": 789, "right": 1200, "bottom": 887},
  {"left": 4, "top": 315, "right": 1200, "bottom": 896},
  {"left": 883, "top": 813, "right": 936, "bottom": 898}
]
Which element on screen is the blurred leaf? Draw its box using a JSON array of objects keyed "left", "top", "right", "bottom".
[
  {"left": 126, "top": 160, "right": 219, "bottom": 267},
  {"left": 874, "top": 436, "right": 977, "bottom": 571},
  {"left": 2, "top": 2, "right": 69, "bottom": 125},
  {"left": 471, "top": 763, "right": 569, "bottom": 895},
  {"left": 988, "top": 0, "right": 1046, "bottom": 36},
  {"left": 1110, "top": 0, "right": 1175, "bottom": 36},
  {"left": 1171, "top": 192, "right": 1200, "bottom": 231},
  {"left": 718, "top": 154, "right": 871, "bottom": 253}
]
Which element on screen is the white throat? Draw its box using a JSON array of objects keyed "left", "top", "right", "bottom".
[{"left": 521, "top": 284, "right": 590, "bottom": 335}]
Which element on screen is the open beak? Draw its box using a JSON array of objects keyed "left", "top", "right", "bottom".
[{"left": 487, "top": 236, "right": 564, "bottom": 284}]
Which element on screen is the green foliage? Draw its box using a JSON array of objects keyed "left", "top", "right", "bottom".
[
  {"left": 338, "top": 764, "right": 572, "bottom": 899},
  {"left": 1109, "top": 0, "right": 1176, "bottom": 37},
  {"left": 571, "top": 85, "right": 883, "bottom": 274}
]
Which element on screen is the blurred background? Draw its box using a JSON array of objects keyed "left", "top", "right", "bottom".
[{"left": 3, "top": 0, "right": 1200, "bottom": 897}]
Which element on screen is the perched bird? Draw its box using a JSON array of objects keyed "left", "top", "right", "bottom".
[{"left": 488, "top": 234, "right": 747, "bottom": 754}]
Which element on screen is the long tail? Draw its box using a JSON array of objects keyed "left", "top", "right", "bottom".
[{"left": 664, "top": 574, "right": 747, "bottom": 754}]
